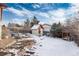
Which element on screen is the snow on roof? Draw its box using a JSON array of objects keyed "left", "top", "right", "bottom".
[
  {"left": 39, "top": 22, "right": 45, "bottom": 25},
  {"left": 31, "top": 24, "right": 40, "bottom": 29}
]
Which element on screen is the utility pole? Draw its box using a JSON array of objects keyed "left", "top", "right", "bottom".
[{"left": 0, "top": 4, "right": 6, "bottom": 40}]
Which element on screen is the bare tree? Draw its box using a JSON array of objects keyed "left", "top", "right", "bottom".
[{"left": 66, "top": 14, "right": 79, "bottom": 45}]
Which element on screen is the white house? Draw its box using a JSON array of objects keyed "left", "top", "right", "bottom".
[{"left": 31, "top": 24, "right": 44, "bottom": 36}]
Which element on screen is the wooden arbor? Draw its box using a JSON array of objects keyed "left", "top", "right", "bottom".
[
  {"left": 0, "top": 4, "right": 16, "bottom": 49},
  {"left": 0, "top": 4, "right": 7, "bottom": 40},
  {"left": 61, "top": 27, "right": 70, "bottom": 41}
]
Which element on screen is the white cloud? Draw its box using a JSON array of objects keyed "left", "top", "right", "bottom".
[
  {"left": 6, "top": 4, "right": 79, "bottom": 25},
  {"left": 33, "top": 11, "right": 49, "bottom": 18},
  {"left": 34, "top": 4, "right": 79, "bottom": 25},
  {"left": 6, "top": 7, "right": 69, "bottom": 25},
  {"left": 47, "top": 4, "right": 79, "bottom": 25},
  {"left": 7, "top": 7, "right": 34, "bottom": 19},
  {"left": 33, "top": 4, "right": 40, "bottom": 8},
  {"left": 64, "top": 3, "right": 79, "bottom": 20},
  {"left": 53, "top": 9, "right": 65, "bottom": 18},
  {"left": 7, "top": 7, "right": 24, "bottom": 16},
  {"left": 47, "top": 9, "right": 66, "bottom": 24},
  {"left": 32, "top": 8, "right": 67, "bottom": 25},
  {"left": 39, "top": 12, "right": 49, "bottom": 18},
  {"left": 3, "top": 18, "right": 25, "bottom": 26},
  {"left": 12, "top": 18, "right": 25, "bottom": 25},
  {"left": 20, "top": 6, "right": 50, "bottom": 20},
  {"left": 21, "top": 8, "right": 34, "bottom": 19},
  {"left": 71, "top": 3, "right": 79, "bottom": 8},
  {"left": 48, "top": 4, "right": 79, "bottom": 25},
  {"left": 6, "top": 7, "right": 34, "bottom": 25}
]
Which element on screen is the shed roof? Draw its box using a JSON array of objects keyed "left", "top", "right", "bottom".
[{"left": 31, "top": 25, "right": 40, "bottom": 30}]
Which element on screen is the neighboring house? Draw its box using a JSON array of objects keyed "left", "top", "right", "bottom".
[
  {"left": 31, "top": 24, "right": 44, "bottom": 36},
  {"left": 39, "top": 22, "right": 51, "bottom": 36},
  {"left": 43, "top": 24, "right": 51, "bottom": 36}
]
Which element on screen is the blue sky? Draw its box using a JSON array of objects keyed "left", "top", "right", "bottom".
[{"left": 2, "top": 3, "right": 78, "bottom": 25}]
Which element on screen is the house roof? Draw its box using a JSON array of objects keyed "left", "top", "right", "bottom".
[
  {"left": 31, "top": 24, "right": 40, "bottom": 29},
  {"left": 43, "top": 24, "right": 51, "bottom": 26}
]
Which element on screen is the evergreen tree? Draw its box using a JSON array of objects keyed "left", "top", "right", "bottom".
[
  {"left": 31, "top": 16, "right": 39, "bottom": 27},
  {"left": 50, "top": 22, "right": 62, "bottom": 37},
  {"left": 24, "top": 19, "right": 30, "bottom": 27}
]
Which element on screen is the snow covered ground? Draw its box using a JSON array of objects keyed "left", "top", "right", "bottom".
[{"left": 28, "top": 34, "right": 79, "bottom": 56}]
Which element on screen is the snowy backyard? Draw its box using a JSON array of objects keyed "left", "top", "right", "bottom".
[
  {"left": 28, "top": 34, "right": 79, "bottom": 56},
  {"left": 1, "top": 3, "right": 79, "bottom": 56}
]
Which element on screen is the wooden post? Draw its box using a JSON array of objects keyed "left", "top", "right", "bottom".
[
  {"left": 0, "top": 4, "right": 7, "bottom": 40},
  {"left": 0, "top": 8, "right": 2, "bottom": 40},
  {"left": 62, "top": 31, "right": 63, "bottom": 39}
]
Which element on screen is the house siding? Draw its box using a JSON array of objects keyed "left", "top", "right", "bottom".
[
  {"left": 32, "top": 28, "right": 43, "bottom": 36},
  {"left": 32, "top": 29, "right": 39, "bottom": 36}
]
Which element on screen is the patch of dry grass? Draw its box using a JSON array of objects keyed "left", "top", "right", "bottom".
[{"left": 0, "top": 38, "right": 16, "bottom": 49}]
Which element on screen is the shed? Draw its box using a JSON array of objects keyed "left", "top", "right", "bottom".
[{"left": 31, "top": 24, "right": 44, "bottom": 36}]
